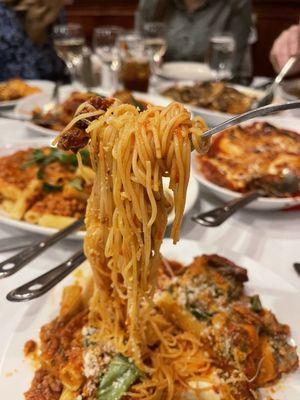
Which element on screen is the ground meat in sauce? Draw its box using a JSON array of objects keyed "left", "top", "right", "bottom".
[
  {"left": 57, "top": 97, "right": 115, "bottom": 152},
  {"left": 57, "top": 127, "right": 90, "bottom": 153},
  {"left": 29, "top": 192, "right": 86, "bottom": 218},
  {"left": 24, "top": 340, "right": 37, "bottom": 357},
  {"left": 0, "top": 149, "right": 37, "bottom": 190},
  {"left": 24, "top": 369, "right": 62, "bottom": 400}
]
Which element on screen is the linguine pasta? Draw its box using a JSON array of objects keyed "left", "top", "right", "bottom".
[{"left": 55, "top": 101, "right": 206, "bottom": 363}]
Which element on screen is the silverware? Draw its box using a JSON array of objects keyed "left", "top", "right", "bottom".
[
  {"left": 294, "top": 263, "right": 300, "bottom": 276},
  {"left": 253, "top": 57, "right": 297, "bottom": 109},
  {"left": 201, "top": 100, "right": 300, "bottom": 142},
  {"left": 0, "top": 218, "right": 84, "bottom": 279},
  {"left": 6, "top": 250, "right": 86, "bottom": 302},
  {"left": 0, "top": 236, "right": 40, "bottom": 253},
  {"left": 192, "top": 171, "right": 300, "bottom": 227}
]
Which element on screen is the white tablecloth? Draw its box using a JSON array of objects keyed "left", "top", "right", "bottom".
[{"left": 0, "top": 115, "right": 299, "bottom": 363}]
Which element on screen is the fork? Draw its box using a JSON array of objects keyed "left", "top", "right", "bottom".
[
  {"left": 5, "top": 99, "right": 300, "bottom": 299},
  {"left": 0, "top": 218, "right": 84, "bottom": 279}
]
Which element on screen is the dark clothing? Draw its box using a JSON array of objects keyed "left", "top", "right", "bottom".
[
  {"left": 138, "top": 0, "right": 252, "bottom": 78},
  {"left": 0, "top": 4, "right": 66, "bottom": 81}
]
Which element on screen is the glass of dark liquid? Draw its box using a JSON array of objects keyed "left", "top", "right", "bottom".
[{"left": 117, "top": 33, "right": 151, "bottom": 92}]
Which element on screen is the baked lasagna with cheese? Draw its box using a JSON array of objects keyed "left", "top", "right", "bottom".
[{"left": 195, "top": 122, "right": 300, "bottom": 196}]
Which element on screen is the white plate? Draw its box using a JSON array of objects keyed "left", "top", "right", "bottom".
[
  {"left": 277, "top": 79, "right": 300, "bottom": 118},
  {"left": 192, "top": 116, "right": 300, "bottom": 210},
  {"left": 14, "top": 87, "right": 174, "bottom": 137},
  {"left": 156, "top": 81, "right": 268, "bottom": 126},
  {"left": 0, "top": 238, "right": 299, "bottom": 399},
  {"left": 0, "top": 138, "right": 199, "bottom": 238},
  {"left": 0, "top": 80, "right": 55, "bottom": 108},
  {"left": 158, "top": 62, "right": 215, "bottom": 81}
]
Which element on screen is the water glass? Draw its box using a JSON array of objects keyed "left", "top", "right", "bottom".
[
  {"left": 142, "top": 22, "right": 167, "bottom": 72},
  {"left": 208, "top": 34, "right": 236, "bottom": 80},
  {"left": 53, "top": 24, "right": 85, "bottom": 82},
  {"left": 93, "top": 26, "right": 123, "bottom": 90},
  {"left": 117, "top": 32, "right": 151, "bottom": 92}
]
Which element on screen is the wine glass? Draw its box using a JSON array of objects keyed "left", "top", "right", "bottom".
[
  {"left": 93, "top": 26, "right": 123, "bottom": 90},
  {"left": 53, "top": 24, "right": 85, "bottom": 83},
  {"left": 142, "top": 22, "right": 167, "bottom": 72},
  {"left": 208, "top": 34, "right": 236, "bottom": 81}
]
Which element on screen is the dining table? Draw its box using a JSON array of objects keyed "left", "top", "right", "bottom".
[{"left": 0, "top": 82, "right": 299, "bottom": 366}]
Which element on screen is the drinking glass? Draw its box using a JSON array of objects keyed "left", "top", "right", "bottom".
[
  {"left": 93, "top": 26, "right": 123, "bottom": 90},
  {"left": 142, "top": 22, "right": 167, "bottom": 72},
  {"left": 53, "top": 24, "right": 85, "bottom": 82},
  {"left": 208, "top": 34, "right": 236, "bottom": 81},
  {"left": 117, "top": 32, "right": 151, "bottom": 92}
]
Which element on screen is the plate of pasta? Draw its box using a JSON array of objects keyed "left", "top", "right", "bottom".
[
  {"left": 0, "top": 239, "right": 299, "bottom": 400},
  {"left": 14, "top": 88, "right": 172, "bottom": 137},
  {"left": 192, "top": 117, "right": 300, "bottom": 210},
  {"left": 0, "top": 79, "right": 55, "bottom": 108},
  {"left": 0, "top": 139, "right": 199, "bottom": 238},
  {"left": 1, "top": 97, "right": 299, "bottom": 400},
  {"left": 156, "top": 81, "right": 268, "bottom": 126}
]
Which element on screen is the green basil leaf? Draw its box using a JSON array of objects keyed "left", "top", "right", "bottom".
[
  {"left": 187, "top": 305, "right": 213, "bottom": 321},
  {"left": 98, "top": 354, "right": 142, "bottom": 400},
  {"left": 43, "top": 182, "right": 63, "bottom": 193},
  {"left": 37, "top": 168, "right": 45, "bottom": 180},
  {"left": 250, "top": 295, "right": 262, "bottom": 313}
]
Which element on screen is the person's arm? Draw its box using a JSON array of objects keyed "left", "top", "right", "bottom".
[
  {"left": 227, "top": 0, "right": 252, "bottom": 78},
  {"left": 270, "top": 25, "right": 300, "bottom": 75}
]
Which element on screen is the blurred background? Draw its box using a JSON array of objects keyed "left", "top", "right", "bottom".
[{"left": 64, "top": 0, "right": 299, "bottom": 77}]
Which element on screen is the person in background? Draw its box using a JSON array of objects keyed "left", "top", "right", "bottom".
[
  {"left": 137, "top": 0, "right": 252, "bottom": 79},
  {"left": 0, "top": 0, "right": 68, "bottom": 81},
  {"left": 270, "top": 24, "right": 300, "bottom": 76}
]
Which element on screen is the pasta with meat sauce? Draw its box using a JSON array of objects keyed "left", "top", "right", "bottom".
[
  {"left": 0, "top": 146, "right": 92, "bottom": 229},
  {"left": 24, "top": 96, "right": 298, "bottom": 400},
  {"left": 24, "top": 255, "right": 298, "bottom": 400}
]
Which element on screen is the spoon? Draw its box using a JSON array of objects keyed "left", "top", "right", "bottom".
[{"left": 192, "top": 171, "right": 300, "bottom": 227}]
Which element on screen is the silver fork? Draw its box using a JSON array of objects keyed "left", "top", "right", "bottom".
[
  {"left": 5, "top": 99, "right": 300, "bottom": 301},
  {"left": 252, "top": 56, "right": 298, "bottom": 108}
]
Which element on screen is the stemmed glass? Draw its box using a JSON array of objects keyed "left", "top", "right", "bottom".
[
  {"left": 53, "top": 24, "right": 85, "bottom": 83},
  {"left": 93, "top": 26, "right": 123, "bottom": 90},
  {"left": 142, "top": 22, "right": 167, "bottom": 73}
]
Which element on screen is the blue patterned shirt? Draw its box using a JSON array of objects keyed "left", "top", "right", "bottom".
[{"left": 0, "top": 4, "right": 67, "bottom": 81}]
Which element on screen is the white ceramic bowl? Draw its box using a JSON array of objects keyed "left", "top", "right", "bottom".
[
  {"left": 277, "top": 79, "right": 300, "bottom": 118},
  {"left": 156, "top": 81, "right": 267, "bottom": 126},
  {"left": 191, "top": 116, "right": 300, "bottom": 210}
]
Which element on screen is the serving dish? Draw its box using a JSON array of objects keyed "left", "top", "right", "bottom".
[
  {"left": 192, "top": 116, "right": 300, "bottom": 210},
  {"left": 0, "top": 79, "right": 54, "bottom": 108},
  {"left": 0, "top": 139, "right": 199, "bottom": 238},
  {"left": 156, "top": 80, "right": 268, "bottom": 126},
  {"left": 0, "top": 238, "right": 299, "bottom": 399},
  {"left": 14, "top": 87, "right": 172, "bottom": 137}
]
